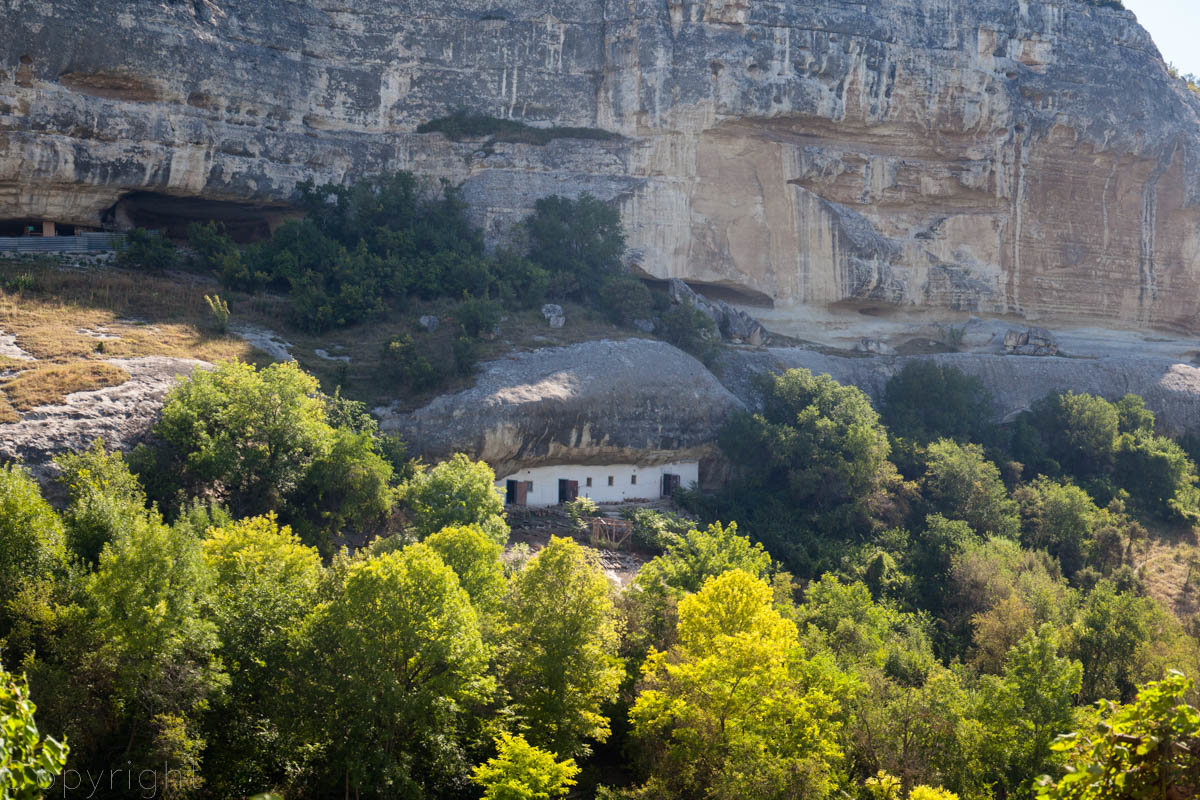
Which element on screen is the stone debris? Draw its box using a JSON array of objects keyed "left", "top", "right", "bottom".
[
  {"left": 314, "top": 348, "right": 351, "bottom": 363},
  {"left": 541, "top": 304, "right": 565, "bottom": 328},
  {"left": 854, "top": 338, "right": 897, "bottom": 356},
  {"left": 668, "top": 279, "right": 769, "bottom": 346},
  {"left": 231, "top": 324, "right": 294, "bottom": 362},
  {"left": 1003, "top": 327, "right": 1058, "bottom": 356},
  {"left": 418, "top": 315, "right": 439, "bottom": 332}
]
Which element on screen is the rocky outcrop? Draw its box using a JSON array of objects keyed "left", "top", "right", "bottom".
[
  {"left": 723, "top": 348, "right": 1200, "bottom": 436},
  {"left": 378, "top": 338, "right": 744, "bottom": 477},
  {"left": 5, "top": 1, "right": 1200, "bottom": 332},
  {"left": 668, "top": 279, "right": 770, "bottom": 345},
  {"left": 0, "top": 357, "right": 207, "bottom": 473}
]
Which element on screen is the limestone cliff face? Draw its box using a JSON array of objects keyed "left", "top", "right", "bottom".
[{"left": 5, "top": 0, "right": 1200, "bottom": 329}]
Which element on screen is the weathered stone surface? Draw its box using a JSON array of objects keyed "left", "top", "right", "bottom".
[
  {"left": 1003, "top": 326, "right": 1058, "bottom": 356},
  {"left": 378, "top": 338, "right": 745, "bottom": 477},
  {"left": 668, "top": 278, "right": 770, "bottom": 345},
  {"left": 0, "top": 356, "right": 206, "bottom": 473},
  {"left": 855, "top": 339, "right": 898, "bottom": 356},
  {"left": 541, "top": 303, "right": 566, "bottom": 328},
  {"left": 418, "top": 315, "right": 439, "bottom": 333},
  {"left": 4, "top": 0, "right": 1200, "bottom": 332},
  {"left": 723, "top": 348, "right": 1200, "bottom": 436}
]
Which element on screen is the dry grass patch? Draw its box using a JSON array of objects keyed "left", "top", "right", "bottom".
[
  {"left": 2, "top": 361, "right": 131, "bottom": 411},
  {"left": 0, "top": 258, "right": 262, "bottom": 368},
  {"left": 0, "top": 392, "right": 18, "bottom": 423}
]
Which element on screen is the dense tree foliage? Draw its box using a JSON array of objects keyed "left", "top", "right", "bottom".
[
  {"left": 143, "top": 359, "right": 397, "bottom": 548},
  {"left": 0, "top": 663, "right": 68, "bottom": 798},
  {"left": 8, "top": 356, "right": 1200, "bottom": 799}
]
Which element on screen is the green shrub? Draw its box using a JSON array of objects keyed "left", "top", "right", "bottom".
[
  {"left": 598, "top": 275, "right": 653, "bottom": 325},
  {"left": 491, "top": 249, "right": 551, "bottom": 309},
  {"left": 117, "top": 228, "right": 178, "bottom": 271},
  {"left": 456, "top": 294, "right": 503, "bottom": 338},
  {"left": 204, "top": 294, "right": 230, "bottom": 334},
  {"left": 660, "top": 303, "right": 719, "bottom": 363},
  {"left": 417, "top": 110, "right": 620, "bottom": 146},
  {"left": 0, "top": 664, "right": 69, "bottom": 797},
  {"left": 452, "top": 335, "right": 481, "bottom": 376},
  {"left": 381, "top": 333, "right": 441, "bottom": 391},
  {"left": 526, "top": 194, "right": 625, "bottom": 301},
  {"left": 187, "top": 221, "right": 242, "bottom": 277}
]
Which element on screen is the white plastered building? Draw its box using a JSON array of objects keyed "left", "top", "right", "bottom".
[{"left": 496, "top": 461, "right": 699, "bottom": 506}]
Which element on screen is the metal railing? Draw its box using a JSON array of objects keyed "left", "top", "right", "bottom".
[{"left": 0, "top": 233, "right": 125, "bottom": 253}]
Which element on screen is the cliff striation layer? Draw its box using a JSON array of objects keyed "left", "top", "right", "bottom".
[{"left": 4, "top": 0, "right": 1200, "bottom": 329}]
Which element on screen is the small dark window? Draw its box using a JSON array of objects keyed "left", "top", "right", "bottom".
[
  {"left": 631, "top": 474, "right": 637, "bottom": 485},
  {"left": 608, "top": 476, "right": 614, "bottom": 486},
  {"left": 586, "top": 477, "right": 593, "bottom": 487},
  {"left": 526, "top": 481, "right": 533, "bottom": 492}
]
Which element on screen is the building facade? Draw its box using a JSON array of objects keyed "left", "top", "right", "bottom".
[{"left": 496, "top": 461, "right": 699, "bottom": 507}]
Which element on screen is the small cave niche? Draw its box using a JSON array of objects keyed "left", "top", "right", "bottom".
[
  {"left": 104, "top": 192, "right": 297, "bottom": 243},
  {"left": 0, "top": 219, "right": 42, "bottom": 237}
]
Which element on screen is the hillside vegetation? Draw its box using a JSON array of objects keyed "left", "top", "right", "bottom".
[{"left": 3, "top": 350, "right": 1200, "bottom": 798}]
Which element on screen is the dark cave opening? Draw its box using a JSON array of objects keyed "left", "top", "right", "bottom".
[{"left": 104, "top": 192, "right": 298, "bottom": 243}]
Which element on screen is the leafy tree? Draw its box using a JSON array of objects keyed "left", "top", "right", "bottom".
[
  {"left": 921, "top": 439, "right": 1019, "bottom": 539},
  {"left": 200, "top": 514, "right": 324, "bottom": 796},
  {"left": 659, "top": 302, "right": 720, "bottom": 364},
  {"left": 638, "top": 521, "right": 770, "bottom": 594},
  {"left": 1114, "top": 394, "right": 1156, "bottom": 435},
  {"left": 525, "top": 194, "right": 625, "bottom": 300},
  {"left": 301, "top": 544, "right": 490, "bottom": 796},
  {"left": 117, "top": 227, "right": 178, "bottom": 271},
  {"left": 720, "top": 368, "right": 895, "bottom": 534},
  {"left": 1027, "top": 392, "right": 1120, "bottom": 478},
  {"left": 500, "top": 537, "right": 622, "bottom": 758},
  {"left": 1070, "top": 580, "right": 1152, "bottom": 702},
  {"left": 56, "top": 438, "right": 149, "bottom": 563},
  {"left": 630, "top": 569, "right": 854, "bottom": 800},
  {"left": 156, "top": 360, "right": 329, "bottom": 514},
  {"left": 882, "top": 362, "right": 994, "bottom": 444},
  {"left": 85, "top": 502, "right": 226, "bottom": 787},
  {"left": 154, "top": 360, "right": 395, "bottom": 543},
  {"left": 1014, "top": 478, "right": 1102, "bottom": 578},
  {"left": 847, "top": 667, "right": 985, "bottom": 798},
  {"left": 402, "top": 454, "right": 508, "bottom": 543},
  {"left": 909, "top": 514, "right": 979, "bottom": 626},
  {"left": 471, "top": 733, "right": 579, "bottom": 800},
  {"left": 795, "top": 575, "right": 935, "bottom": 681},
  {"left": 977, "top": 624, "right": 1083, "bottom": 795},
  {"left": 1114, "top": 430, "right": 1200, "bottom": 521},
  {"left": 425, "top": 524, "right": 507, "bottom": 617},
  {"left": 187, "top": 221, "right": 243, "bottom": 278},
  {"left": 1036, "top": 672, "right": 1200, "bottom": 800},
  {"left": 0, "top": 663, "right": 69, "bottom": 799},
  {"left": 0, "top": 464, "right": 66, "bottom": 631},
  {"left": 623, "top": 522, "right": 773, "bottom": 678},
  {"left": 598, "top": 275, "right": 653, "bottom": 325},
  {"left": 290, "top": 426, "right": 396, "bottom": 546}
]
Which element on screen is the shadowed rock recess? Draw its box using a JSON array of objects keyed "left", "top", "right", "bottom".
[{"left": 5, "top": 0, "right": 1200, "bottom": 331}]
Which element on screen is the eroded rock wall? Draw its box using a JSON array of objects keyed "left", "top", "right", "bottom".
[{"left": 4, "top": 0, "right": 1200, "bottom": 329}]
